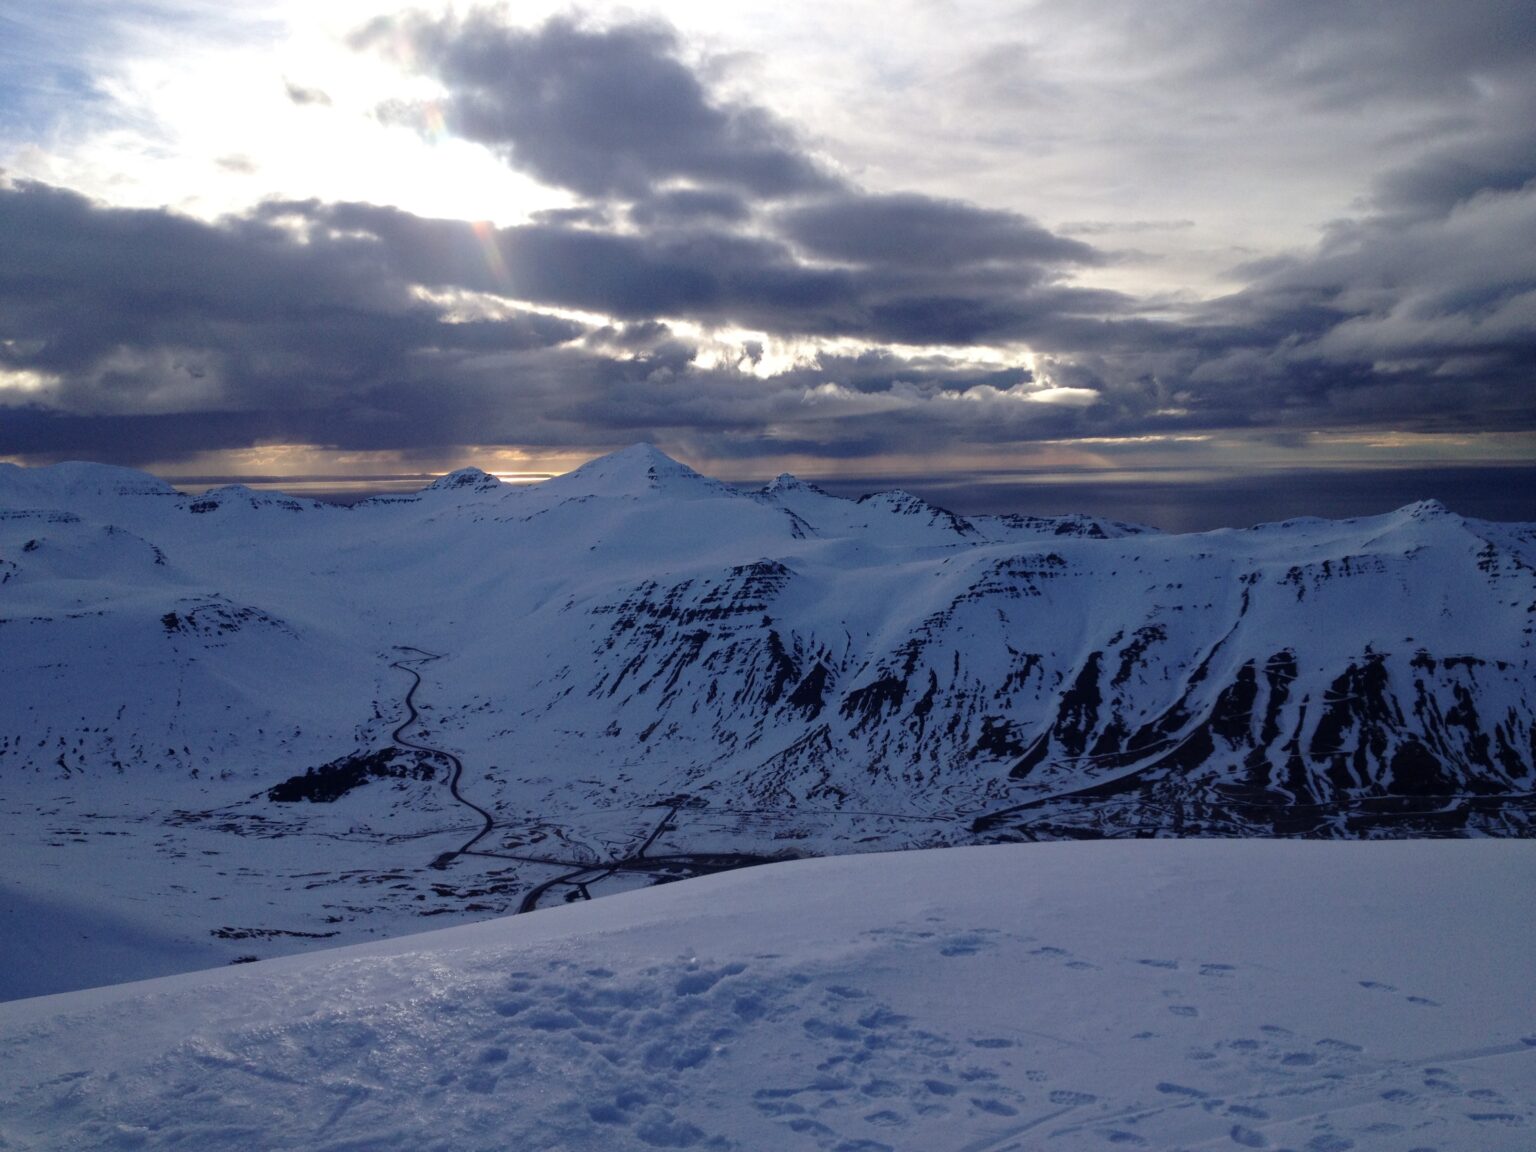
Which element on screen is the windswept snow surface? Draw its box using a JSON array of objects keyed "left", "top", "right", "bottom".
[
  {"left": 2, "top": 446, "right": 1534, "bottom": 997},
  {"left": 2, "top": 841, "right": 1534, "bottom": 1151}
]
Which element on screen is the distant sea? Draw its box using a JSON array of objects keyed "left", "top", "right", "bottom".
[{"left": 169, "top": 464, "right": 1536, "bottom": 535}]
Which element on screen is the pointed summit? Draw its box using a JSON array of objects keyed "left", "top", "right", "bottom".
[
  {"left": 1401, "top": 498, "right": 1452, "bottom": 520},
  {"left": 762, "top": 472, "right": 830, "bottom": 497},
  {"left": 543, "top": 443, "right": 724, "bottom": 499},
  {"left": 856, "top": 489, "right": 978, "bottom": 537}
]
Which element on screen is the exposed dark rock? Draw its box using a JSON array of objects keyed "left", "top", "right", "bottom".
[{"left": 267, "top": 748, "right": 436, "bottom": 803}]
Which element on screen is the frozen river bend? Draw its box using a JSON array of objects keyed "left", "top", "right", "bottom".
[{"left": 3, "top": 840, "right": 1533, "bottom": 1151}]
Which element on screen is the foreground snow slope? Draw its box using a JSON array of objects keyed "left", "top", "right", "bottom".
[{"left": 3, "top": 841, "right": 1533, "bottom": 1151}]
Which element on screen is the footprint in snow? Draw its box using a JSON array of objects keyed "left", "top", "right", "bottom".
[
  {"left": 1226, "top": 1105, "right": 1268, "bottom": 1120},
  {"left": 1230, "top": 1123, "right": 1269, "bottom": 1147},
  {"left": 1316, "top": 1038, "right": 1363, "bottom": 1053},
  {"left": 1104, "top": 1130, "right": 1149, "bottom": 1146},
  {"left": 1156, "top": 1082, "right": 1208, "bottom": 1098},
  {"left": 940, "top": 934, "right": 992, "bottom": 957},
  {"left": 970, "top": 1097, "right": 1018, "bottom": 1117},
  {"left": 1048, "top": 1089, "right": 1097, "bottom": 1106},
  {"left": 1306, "top": 1135, "right": 1354, "bottom": 1151},
  {"left": 826, "top": 985, "right": 870, "bottom": 1000}
]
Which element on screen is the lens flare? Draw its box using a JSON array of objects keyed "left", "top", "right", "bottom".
[{"left": 471, "top": 220, "right": 510, "bottom": 286}]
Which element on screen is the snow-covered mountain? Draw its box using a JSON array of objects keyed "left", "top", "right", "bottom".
[{"left": 2, "top": 445, "right": 1533, "bottom": 992}]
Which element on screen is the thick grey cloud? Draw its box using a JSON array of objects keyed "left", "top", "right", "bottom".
[
  {"left": 1044, "top": 0, "right": 1536, "bottom": 111},
  {"left": 779, "top": 193, "right": 1099, "bottom": 269},
  {"left": 4, "top": 6, "right": 1534, "bottom": 475},
  {"left": 628, "top": 188, "right": 751, "bottom": 227},
  {"left": 357, "top": 12, "right": 833, "bottom": 200},
  {"left": 300, "top": 198, "right": 1128, "bottom": 349},
  {"left": 0, "top": 178, "right": 1120, "bottom": 465},
  {"left": 0, "top": 178, "right": 586, "bottom": 457},
  {"left": 354, "top": 10, "right": 1116, "bottom": 346},
  {"left": 1165, "top": 172, "right": 1536, "bottom": 434}
]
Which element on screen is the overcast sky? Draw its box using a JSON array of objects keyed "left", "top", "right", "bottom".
[{"left": 2, "top": 1, "right": 1533, "bottom": 523}]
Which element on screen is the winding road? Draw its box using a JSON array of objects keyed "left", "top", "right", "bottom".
[
  {"left": 512, "top": 802, "right": 680, "bottom": 914},
  {"left": 388, "top": 648, "right": 495, "bottom": 869},
  {"left": 388, "top": 646, "right": 784, "bottom": 912}
]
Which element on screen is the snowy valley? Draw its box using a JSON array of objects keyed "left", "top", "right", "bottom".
[{"left": 1, "top": 445, "right": 1533, "bottom": 997}]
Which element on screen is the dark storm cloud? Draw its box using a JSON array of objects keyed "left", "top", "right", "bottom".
[
  {"left": 628, "top": 188, "right": 751, "bottom": 227},
  {"left": 302, "top": 198, "right": 1128, "bottom": 348},
  {"left": 0, "top": 178, "right": 1118, "bottom": 466},
  {"left": 1161, "top": 166, "right": 1536, "bottom": 434},
  {"left": 779, "top": 193, "right": 1099, "bottom": 269},
  {"left": 0, "top": 178, "right": 586, "bottom": 460},
  {"left": 355, "top": 12, "right": 834, "bottom": 200}
]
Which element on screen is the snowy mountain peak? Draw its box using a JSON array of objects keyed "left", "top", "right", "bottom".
[
  {"left": 0, "top": 460, "right": 180, "bottom": 506},
  {"left": 1401, "top": 497, "right": 1452, "bottom": 520},
  {"left": 185, "top": 485, "right": 326, "bottom": 514},
  {"left": 984, "top": 511, "right": 1155, "bottom": 540},
  {"left": 425, "top": 467, "right": 503, "bottom": 494},
  {"left": 543, "top": 443, "right": 723, "bottom": 499},
  {"left": 856, "top": 489, "right": 977, "bottom": 536},
  {"left": 763, "top": 472, "right": 828, "bottom": 496}
]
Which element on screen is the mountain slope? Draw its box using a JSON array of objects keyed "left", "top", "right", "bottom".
[{"left": 1, "top": 447, "right": 1532, "bottom": 989}]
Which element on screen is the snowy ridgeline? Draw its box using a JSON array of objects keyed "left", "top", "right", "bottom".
[
  {"left": 2, "top": 841, "right": 1534, "bottom": 1151},
  {"left": 2, "top": 445, "right": 1532, "bottom": 835},
  {"left": 1, "top": 445, "right": 1535, "bottom": 994}
]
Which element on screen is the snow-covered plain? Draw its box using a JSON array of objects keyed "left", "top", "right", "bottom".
[{"left": 3, "top": 840, "right": 1533, "bottom": 1151}]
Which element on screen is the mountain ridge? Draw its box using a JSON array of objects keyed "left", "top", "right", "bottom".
[{"left": 2, "top": 445, "right": 1532, "bottom": 976}]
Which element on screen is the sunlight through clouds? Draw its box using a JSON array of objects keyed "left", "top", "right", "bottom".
[{"left": 0, "top": 0, "right": 1532, "bottom": 518}]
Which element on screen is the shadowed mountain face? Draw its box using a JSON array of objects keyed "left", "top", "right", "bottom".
[{"left": 2, "top": 446, "right": 1533, "bottom": 846}]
